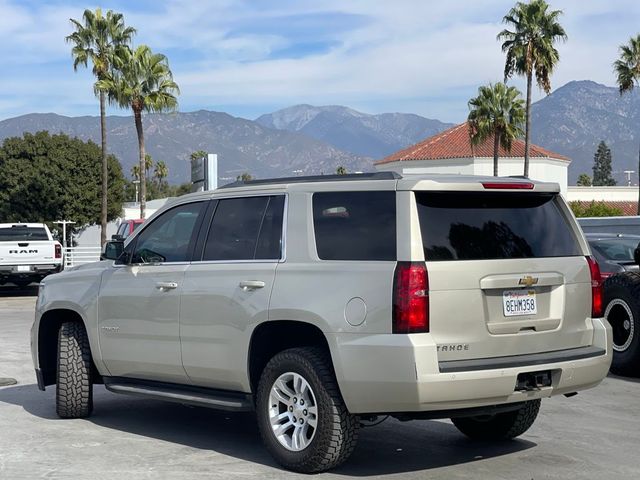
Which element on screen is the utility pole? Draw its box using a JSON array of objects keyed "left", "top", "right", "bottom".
[{"left": 54, "top": 220, "right": 76, "bottom": 248}]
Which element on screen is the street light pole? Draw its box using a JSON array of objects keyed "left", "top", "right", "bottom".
[
  {"left": 54, "top": 220, "right": 76, "bottom": 248},
  {"left": 132, "top": 180, "right": 140, "bottom": 204}
]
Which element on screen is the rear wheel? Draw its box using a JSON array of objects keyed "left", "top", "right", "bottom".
[
  {"left": 451, "top": 400, "right": 540, "bottom": 440},
  {"left": 604, "top": 273, "right": 640, "bottom": 376},
  {"left": 256, "top": 347, "right": 358, "bottom": 473},
  {"left": 56, "top": 321, "right": 93, "bottom": 418}
]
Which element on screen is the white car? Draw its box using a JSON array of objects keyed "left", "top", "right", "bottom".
[{"left": 0, "top": 223, "right": 63, "bottom": 288}]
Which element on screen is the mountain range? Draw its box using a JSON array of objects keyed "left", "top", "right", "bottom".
[{"left": 1, "top": 80, "right": 640, "bottom": 185}]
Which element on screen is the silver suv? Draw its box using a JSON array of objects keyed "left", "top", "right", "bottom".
[{"left": 31, "top": 173, "right": 612, "bottom": 473}]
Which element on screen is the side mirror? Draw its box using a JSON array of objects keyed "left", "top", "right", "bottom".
[
  {"left": 635, "top": 242, "right": 640, "bottom": 265},
  {"left": 101, "top": 240, "right": 124, "bottom": 261},
  {"left": 111, "top": 234, "right": 125, "bottom": 241}
]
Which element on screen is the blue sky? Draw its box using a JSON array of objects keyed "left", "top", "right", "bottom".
[{"left": 1, "top": 0, "right": 640, "bottom": 123}]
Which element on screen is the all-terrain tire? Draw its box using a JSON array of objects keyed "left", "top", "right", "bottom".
[
  {"left": 56, "top": 321, "right": 93, "bottom": 418},
  {"left": 452, "top": 399, "right": 541, "bottom": 440},
  {"left": 604, "top": 273, "right": 640, "bottom": 376},
  {"left": 256, "top": 347, "right": 359, "bottom": 473}
]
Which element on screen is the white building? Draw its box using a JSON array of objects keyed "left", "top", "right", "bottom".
[{"left": 375, "top": 122, "right": 571, "bottom": 195}]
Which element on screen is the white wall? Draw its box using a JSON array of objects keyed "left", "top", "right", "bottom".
[{"left": 567, "top": 186, "right": 639, "bottom": 202}]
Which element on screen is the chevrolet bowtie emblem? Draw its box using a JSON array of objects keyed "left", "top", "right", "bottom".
[{"left": 519, "top": 276, "right": 539, "bottom": 287}]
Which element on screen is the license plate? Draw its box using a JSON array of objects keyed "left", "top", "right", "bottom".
[
  {"left": 16, "top": 265, "right": 30, "bottom": 272},
  {"left": 503, "top": 290, "right": 537, "bottom": 317}
]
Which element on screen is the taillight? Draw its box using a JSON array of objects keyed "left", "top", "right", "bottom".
[
  {"left": 481, "top": 182, "right": 534, "bottom": 190},
  {"left": 392, "top": 262, "right": 429, "bottom": 333},
  {"left": 586, "top": 256, "right": 603, "bottom": 318},
  {"left": 55, "top": 244, "right": 62, "bottom": 259}
]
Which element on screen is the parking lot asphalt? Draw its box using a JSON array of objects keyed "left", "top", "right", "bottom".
[{"left": 1, "top": 287, "right": 639, "bottom": 479}]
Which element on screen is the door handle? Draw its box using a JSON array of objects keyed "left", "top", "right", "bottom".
[
  {"left": 156, "top": 281, "right": 178, "bottom": 290},
  {"left": 239, "top": 280, "right": 265, "bottom": 290}
]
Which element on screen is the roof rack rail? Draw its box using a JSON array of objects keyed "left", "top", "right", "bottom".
[{"left": 218, "top": 171, "right": 402, "bottom": 189}]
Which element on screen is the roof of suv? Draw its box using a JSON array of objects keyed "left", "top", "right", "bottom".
[{"left": 173, "top": 173, "right": 560, "bottom": 205}]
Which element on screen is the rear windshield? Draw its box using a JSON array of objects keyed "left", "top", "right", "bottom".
[
  {"left": 589, "top": 237, "right": 639, "bottom": 262},
  {"left": 415, "top": 192, "right": 580, "bottom": 261},
  {"left": 0, "top": 226, "right": 49, "bottom": 242}
]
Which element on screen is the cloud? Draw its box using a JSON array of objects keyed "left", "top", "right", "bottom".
[{"left": 2, "top": 0, "right": 640, "bottom": 122}]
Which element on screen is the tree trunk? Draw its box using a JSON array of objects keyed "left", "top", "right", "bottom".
[
  {"left": 493, "top": 130, "right": 500, "bottom": 177},
  {"left": 99, "top": 91, "right": 108, "bottom": 247},
  {"left": 134, "top": 108, "right": 146, "bottom": 219},
  {"left": 524, "top": 69, "right": 532, "bottom": 178}
]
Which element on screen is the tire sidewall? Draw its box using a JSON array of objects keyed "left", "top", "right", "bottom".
[
  {"left": 256, "top": 350, "right": 337, "bottom": 468},
  {"left": 604, "top": 280, "right": 640, "bottom": 371}
]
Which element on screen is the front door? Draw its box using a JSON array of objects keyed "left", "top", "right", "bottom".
[{"left": 98, "top": 201, "right": 207, "bottom": 383}]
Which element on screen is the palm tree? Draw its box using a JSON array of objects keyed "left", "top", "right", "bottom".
[
  {"left": 97, "top": 44, "right": 179, "bottom": 218},
  {"left": 467, "top": 83, "right": 525, "bottom": 177},
  {"left": 498, "top": 0, "right": 566, "bottom": 177},
  {"left": 615, "top": 34, "right": 640, "bottom": 214},
  {"left": 144, "top": 153, "right": 153, "bottom": 177},
  {"left": 154, "top": 160, "right": 169, "bottom": 185},
  {"left": 131, "top": 164, "right": 141, "bottom": 180},
  {"left": 66, "top": 9, "right": 135, "bottom": 246},
  {"left": 190, "top": 150, "right": 208, "bottom": 161}
]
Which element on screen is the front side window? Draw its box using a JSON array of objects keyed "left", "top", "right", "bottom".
[
  {"left": 131, "top": 202, "right": 205, "bottom": 263},
  {"left": 203, "top": 195, "right": 285, "bottom": 261},
  {"left": 415, "top": 192, "right": 581, "bottom": 261},
  {"left": 312, "top": 191, "right": 396, "bottom": 261}
]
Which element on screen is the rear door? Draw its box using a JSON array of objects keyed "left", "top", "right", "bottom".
[
  {"left": 414, "top": 190, "right": 593, "bottom": 362},
  {"left": 180, "top": 195, "right": 284, "bottom": 391}
]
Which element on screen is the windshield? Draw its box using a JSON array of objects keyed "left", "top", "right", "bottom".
[
  {"left": 0, "top": 226, "right": 49, "bottom": 241},
  {"left": 589, "top": 237, "right": 640, "bottom": 262}
]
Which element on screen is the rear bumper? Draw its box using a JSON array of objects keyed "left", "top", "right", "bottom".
[
  {"left": 329, "top": 318, "right": 612, "bottom": 414},
  {"left": 0, "top": 264, "right": 62, "bottom": 283}
]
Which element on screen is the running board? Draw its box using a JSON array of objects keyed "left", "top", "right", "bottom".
[{"left": 103, "top": 377, "right": 254, "bottom": 412}]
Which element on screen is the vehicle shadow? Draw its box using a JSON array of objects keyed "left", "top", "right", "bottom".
[
  {"left": 0, "top": 285, "right": 38, "bottom": 297},
  {"left": 0, "top": 383, "right": 535, "bottom": 476}
]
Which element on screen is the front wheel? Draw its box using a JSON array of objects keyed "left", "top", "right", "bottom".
[
  {"left": 56, "top": 322, "right": 93, "bottom": 418},
  {"left": 256, "top": 347, "right": 358, "bottom": 473},
  {"left": 452, "top": 399, "right": 540, "bottom": 440}
]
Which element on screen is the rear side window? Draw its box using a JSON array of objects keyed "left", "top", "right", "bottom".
[
  {"left": 203, "top": 195, "right": 284, "bottom": 261},
  {"left": 415, "top": 192, "right": 580, "bottom": 261},
  {"left": 313, "top": 191, "right": 396, "bottom": 261},
  {"left": 0, "top": 226, "right": 48, "bottom": 241}
]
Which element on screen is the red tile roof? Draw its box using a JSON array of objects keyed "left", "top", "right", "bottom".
[{"left": 376, "top": 122, "right": 570, "bottom": 165}]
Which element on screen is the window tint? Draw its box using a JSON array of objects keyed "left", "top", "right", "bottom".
[
  {"left": 312, "top": 191, "right": 396, "bottom": 261},
  {"left": 415, "top": 192, "right": 580, "bottom": 261},
  {"left": 0, "top": 226, "right": 48, "bottom": 241},
  {"left": 255, "top": 196, "right": 285, "bottom": 259},
  {"left": 203, "top": 196, "right": 284, "bottom": 261},
  {"left": 131, "top": 202, "right": 205, "bottom": 263}
]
